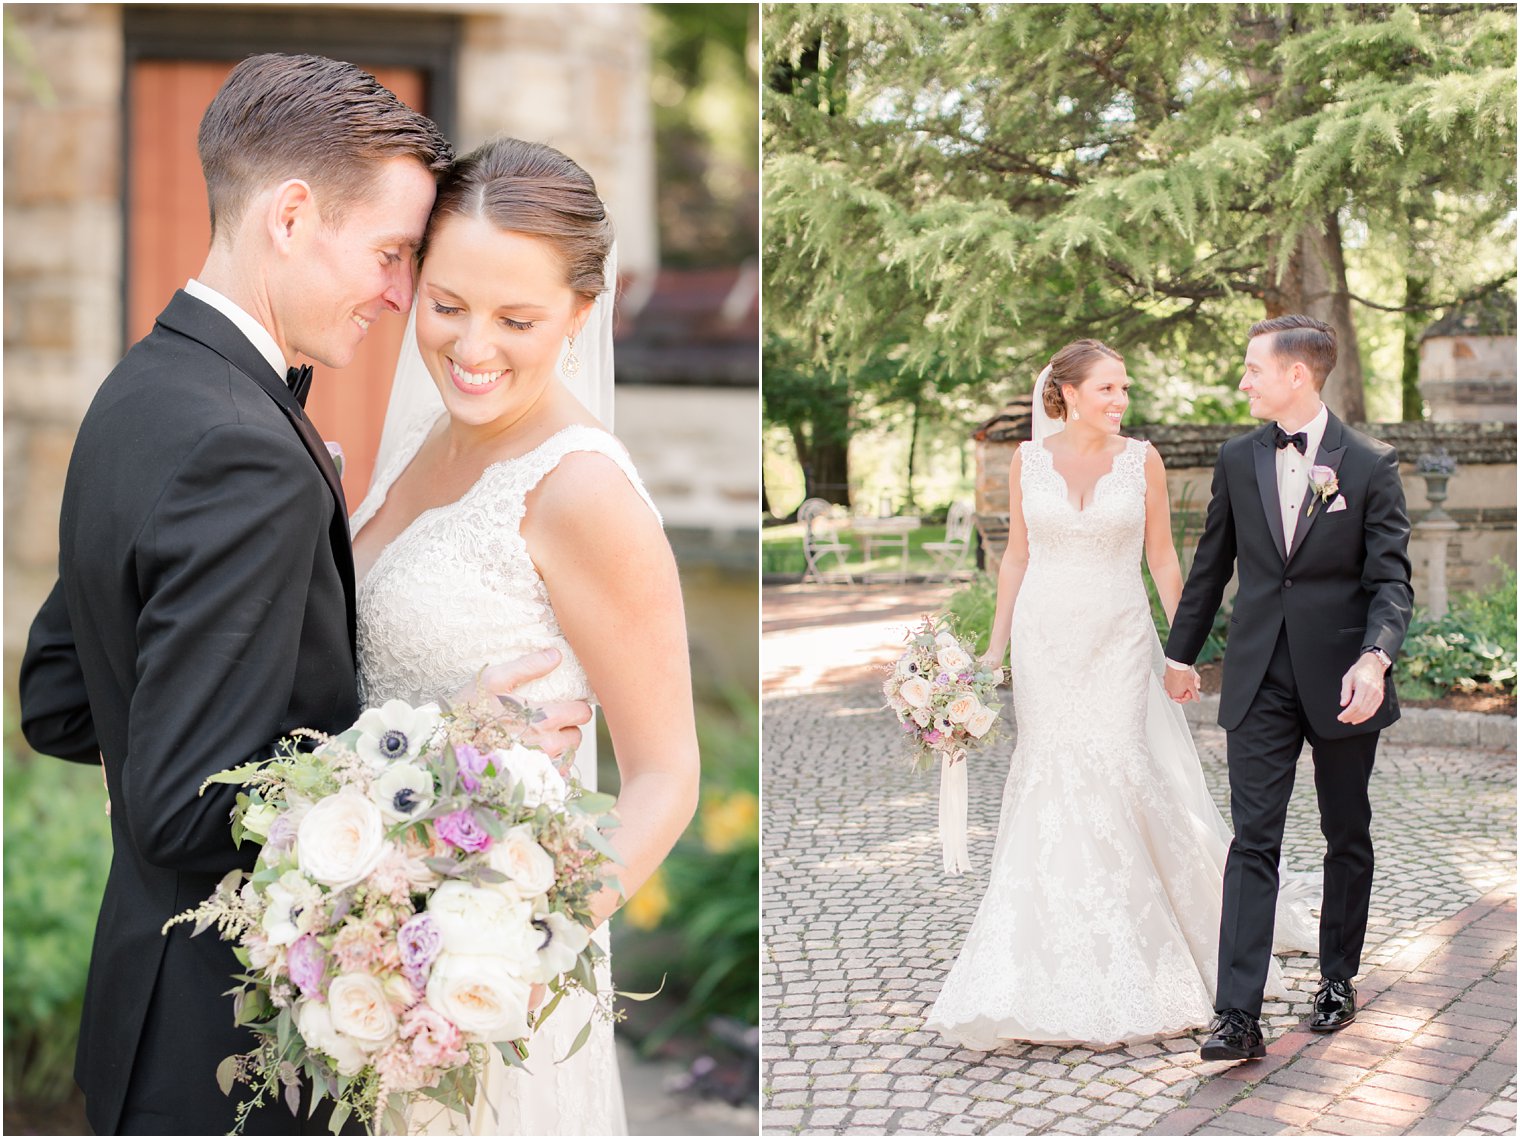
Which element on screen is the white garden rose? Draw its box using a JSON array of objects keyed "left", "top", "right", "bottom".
[
  {"left": 967, "top": 704, "right": 998, "bottom": 738},
  {"left": 911, "top": 706, "right": 932, "bottom": 728},
  {"left": 935, "top": 631, "right": 958, "bottom": 649},
  {"left": 326, "top": 973, "right": 398, "bottom": 1049},
  {"left": 426, "top": 952, "right": 533, "bottom": 1042},
  {"left": 241, "top": 802, "right": 279, "bottom": 841},
  {"left": 486, "top": 825, "right": 557, "bottom": 900},
  {"left": 428, "top": 881, "right": 538, "bottom": 967},
  {"left": 496, "top": 745, "right": 568, "bottom": 808},
  {"left": 296, "top": 999, "right": 369, "bottom": 1076},
  {"left": 526, "top": 911, "right": 592, "bottom": 984},
  {"left": 297, "top": 791, "right": 386, "bottom": 889},
  {"left": 937, "top": 644, "right": 972, "bottom": 674},
  {"left": 946, "top": 695, "right": 980, "bottom": 724},
  {"left": 354, "top": 699, "right": 442, "bottom": 769},
  {"left": 898, "top": 677, "right": 932, "bottom": 708},
  {"left": 372, "top": 761, "right": 435, "bottom": 823}
]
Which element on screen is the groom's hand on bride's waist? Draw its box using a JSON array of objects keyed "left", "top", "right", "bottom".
[{"left": 451, "top": 649, "right": 593, "bottom": 760}]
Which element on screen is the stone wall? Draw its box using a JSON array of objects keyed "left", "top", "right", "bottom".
[
  {"left": 2, "top": 3, "right": 662, "bottom": 673},
  {"left": 1419, "top": 334, "right": 1517, "bottom": 424},
  {"left": 974, "top": 421, "right": 1517, "bottom": 606}
]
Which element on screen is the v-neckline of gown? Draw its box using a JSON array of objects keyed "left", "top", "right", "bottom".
[
  {"left": 353, "top": 419, "right": 594, "bottom": 586},
  {"left": 1039, "top": 438, "right": 1128, "bottom": 514}
]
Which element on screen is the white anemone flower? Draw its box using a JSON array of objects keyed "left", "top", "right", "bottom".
[
  {"left": 526, "top": 910, "right": 593, "bottom": 984},
  {"left": 354, "top": 700, "right": 442, "bottom": 768},
  {"left": 372, "top": 762, "right": 436, "bottom": 823}
]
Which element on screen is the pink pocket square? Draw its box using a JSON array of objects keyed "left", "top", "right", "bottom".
[{"left": 1326, "top": 495, "right": 1347, "bottom": 513}]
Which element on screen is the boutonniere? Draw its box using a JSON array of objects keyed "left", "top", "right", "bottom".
[
  {"left": 1306, "top": 464, "right": 1339, "bottom": 515},
  {"left": 325, "top": 441, "right": 345, "bottom": 478}
]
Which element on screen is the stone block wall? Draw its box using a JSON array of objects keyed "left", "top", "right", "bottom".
[{"left": 974, "top": 421, "right": 1517, "bottom": 608}]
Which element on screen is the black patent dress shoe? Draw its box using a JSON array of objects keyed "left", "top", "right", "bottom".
[
  {"left": 1309, "top": 978, "right": 1357, "bottom": 1032},
  {"left": 1200, "top": 1008, "right": 1266, "bottom": 1061}
]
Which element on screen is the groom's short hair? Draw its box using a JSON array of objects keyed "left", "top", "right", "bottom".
[
  {"left": 1248, "top": 314, "right": 1337, "bottom": 388},
  {"left": 198, "top": 53, "right": 453, "bottom": 240}
]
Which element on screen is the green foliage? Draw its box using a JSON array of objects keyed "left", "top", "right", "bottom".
[
  {"left": 618, "top": 689, "right": 758, "bottom": 1049},
  {"left": 650, "top": 3, "right": 758, "bottom": 268},
  {"left": 764, "top": 2, "right": 1517, "bottom": 428},
  {"left": 1396, "top": 565, "right": 1518, "bottom": 699},
  {"left": 3, "top": 736, "right": 112, "bottom": 1105},
  {"left": 942, "top": 574, "right": 997, "bottom": 658}
]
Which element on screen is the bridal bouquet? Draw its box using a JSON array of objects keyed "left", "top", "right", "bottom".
[
  {"left": 883, "top": 617, "right": 1002, "bottom": 772},
  {"left": 167, "top": 696, "right": 621, "bottom": 1134},
  {"left": 883, "top": 617, "right": 1002, "bottom": 876}
]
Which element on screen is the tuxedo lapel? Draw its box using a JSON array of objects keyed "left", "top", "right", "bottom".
[
  {"left": 1286, "top": 412, "right": 1347, "bottom": 565},
  {"left": 155, "top": 291, "right": 357, "bottom": 644},
  {"left": 1252, "top": 426, "right": 1288, "bottom": 562}
]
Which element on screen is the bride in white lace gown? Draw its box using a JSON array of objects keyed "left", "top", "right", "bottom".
[
  {"left": 926, "top": 340, "right": 1316, "bottom": 1049},
  {"left": 350, "top": 138, "right": 699, "bottom": 1133}
]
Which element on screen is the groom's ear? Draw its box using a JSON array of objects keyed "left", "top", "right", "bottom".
[{"left": 266, "top": 179, "right": 316, "bottom": 252}]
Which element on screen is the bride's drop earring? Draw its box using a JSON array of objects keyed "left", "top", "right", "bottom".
[
  {"left": 1071, "top": 408, "right": 1081, "bottom": 421},
  {"left": 562, "top": 334, "right": 581, "bottom": 379}
]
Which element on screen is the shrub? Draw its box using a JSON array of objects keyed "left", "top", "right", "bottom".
[
  {"left": 3, "top": 726, "right": 112, "bottom": 1107},
  {"left": 1397, "top": 564, "right": 1518, "bottom": 700},
  {"left": 616, "top": 688, "right": 758, "bottom": 1050}
]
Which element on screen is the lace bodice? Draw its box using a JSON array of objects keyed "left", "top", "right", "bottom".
[
  {"left": 1019, "top": 436, "right": 1149, "bottom": 593},
  {"left": 352, "top": 415, "right": 645, "bottom": 1135},
  {"left": 351, "top": 418, "right": 659, "bottom": 715}
]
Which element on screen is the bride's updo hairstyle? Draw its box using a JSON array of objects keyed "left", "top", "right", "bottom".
[
  {"left": 1042, "top": 339, "right": 1124, "bottom": 421},
  {"left": 423, "top": 137, "right": 613, "bottom": 304}
]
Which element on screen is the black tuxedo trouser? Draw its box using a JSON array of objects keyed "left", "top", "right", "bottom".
[{"left": 1217, "top": 628, "right": 1378, "bottom": 1016}]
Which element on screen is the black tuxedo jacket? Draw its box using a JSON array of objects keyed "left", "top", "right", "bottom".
[
  {"left": 20, "top": 291, "right": 359, "bottom": 1134},
  {"left": 1165, "top": 412, "right": 1413, "bottom": 739}
]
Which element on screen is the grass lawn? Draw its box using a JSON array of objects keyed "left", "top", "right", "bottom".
[{"left": 762, "top": 521, "right": 951, "bottom": 578}]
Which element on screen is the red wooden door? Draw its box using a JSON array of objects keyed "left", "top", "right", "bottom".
[{"left": 128, "top": 60, "right": 427, "bottom": 503}]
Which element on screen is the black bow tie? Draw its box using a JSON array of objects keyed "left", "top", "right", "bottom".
[
  {"left": 1273, "top": 426, "right": 1308, "bottom": 455},
  {"left": 286, "top": 364, "right": 314, "bottom": 408}
]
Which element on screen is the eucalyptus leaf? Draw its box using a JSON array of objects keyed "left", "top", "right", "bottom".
[
  {"left": 557, "top": 1017, "right": 594, "bottom": 1063},
  {"left": 216, "top": 1055, "right": 238, "bottom": 1097}
]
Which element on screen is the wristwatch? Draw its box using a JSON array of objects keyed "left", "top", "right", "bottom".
[{"left": 1361, "top": 646, "right": 1392, "bottom": 670}]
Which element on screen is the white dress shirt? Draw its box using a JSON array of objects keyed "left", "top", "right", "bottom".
[
  {"left": 1276, "top": 402, "right": 1329, "bottom": 552},
  {"left": 1164, "top": 402, "right": 1329, "bottom": 673},
  {"left": 184, "top": 278, "right": 289, "bottom": 380}
]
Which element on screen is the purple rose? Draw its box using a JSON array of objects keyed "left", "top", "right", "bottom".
[
  {"left": 436, "top": 809, "right": 492, "bottom": 853},
  {"left": 937, "top": 673, "right": 950, "bottom": 685},
  {"left": 397, "top": 913, "right": 443, "bottom": 975},
  {"left": 286, "top": 934, "right": 327, "bottom": 998},
  {"left": 453, "top": 743, "right": 489, "bottom": 793}
]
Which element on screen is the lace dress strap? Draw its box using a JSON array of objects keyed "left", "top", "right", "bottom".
[{"left": 492, "top": 424, "right": 663, "bottom": 528}]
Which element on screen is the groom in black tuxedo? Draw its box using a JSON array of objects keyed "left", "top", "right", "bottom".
[
  {"left": 1162, "top": 315, "right": 1413, "bottom": 1061},
  {"left": 20, "top": 55, "right": 586, "bottom": 1135}
]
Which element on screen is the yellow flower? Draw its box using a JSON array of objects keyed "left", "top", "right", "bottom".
[
  {"left": 701, "top": 791, "right": 758, "bottom": 854},
  {"left": 622, "top": 868, "right": 671, "bottom": 931}
]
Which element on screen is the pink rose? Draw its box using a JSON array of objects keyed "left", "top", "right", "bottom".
[{"left": 402, "top": 1003, "right": 468, "bottom": 1069}]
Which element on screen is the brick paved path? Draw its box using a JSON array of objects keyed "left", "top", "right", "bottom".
[{"left": 762, "top": 585, "right": 1516, "bottom": 1136}]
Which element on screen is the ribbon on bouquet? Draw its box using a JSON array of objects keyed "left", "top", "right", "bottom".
[{"left": 939, "top": 750, "right": 972, "bottom": 876}]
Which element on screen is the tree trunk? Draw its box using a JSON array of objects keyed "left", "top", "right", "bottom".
[
  {"left": 904, "top": 397, "right": 921, "bottom": 511},
  {"left": 1264, "top": 213, "right": 1367, "bottom": 422},
  {"left": 1402, "top": 275, "right": 1427, "bottom": 421},
  {"left": 791, "top": 423, "right": 851, "bottom": 506}
]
